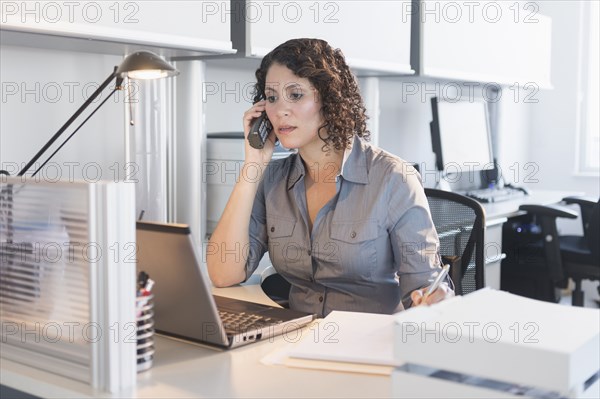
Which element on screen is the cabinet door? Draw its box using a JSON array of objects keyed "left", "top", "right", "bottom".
[
  {"left": 420, "top": 0, "right": 552, "bottom": 88},
  {"left": 1, "top": 1, "right": 233, "bottom": 54},
  {"left": 244, "top": 0, "right": 413, "bottom": 74}
]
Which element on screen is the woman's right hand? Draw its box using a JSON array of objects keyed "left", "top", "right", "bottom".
[{"left": 243, "top": 101, "right": 277, "bottom": 166}]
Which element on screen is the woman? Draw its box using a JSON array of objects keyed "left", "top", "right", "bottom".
[{"left": 207, "top": 38, "right": 453, "bottom": 317}]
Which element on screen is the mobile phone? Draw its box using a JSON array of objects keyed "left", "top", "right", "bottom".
[{"left": 248, "top": 112, "right": 273, "bottom": 149}]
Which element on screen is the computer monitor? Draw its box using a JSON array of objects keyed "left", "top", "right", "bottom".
[{"left": 430, "top": 97, "right": 494, "bottom": 173}]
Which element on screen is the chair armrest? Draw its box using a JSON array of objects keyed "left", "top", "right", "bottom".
[
  {"left": 519, "top": 204, "right": 578, "bottom": 219},
  {"left": 562, "top": 196, "right": 599, "bottom": 237},
  {"left": 562, "top": 196, "right": 597, "bottom": 208}
]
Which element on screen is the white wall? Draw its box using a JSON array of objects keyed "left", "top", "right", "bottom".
[
  {"left": 378, "top": 77, "right": 437, "bottom": 187},
  {"left": 4, "top": 1, "right": 595, "bottom": 215},
  {"left": 377, "top": 76, "right": 533, "bottom": 190},
  {"left": 495, "top": 94, "right": 534, "bottom": 188},
  {"left": 529, "top": 1, "right": 599, "bottom": 199},
  {"left": 376, "top": 1, "right": 599, "bottom": 203},
  {"left": 202, "top": 65, "right": 540, "bottom": 194},
  {"left": 204, "top": 61, "right": 260, "bottom": 134},
  {"left": 0, "top": 46, "right": 125, "bottom": 180}
]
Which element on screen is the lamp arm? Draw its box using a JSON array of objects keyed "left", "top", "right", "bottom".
[
  {"left": 31, "top": 87, "right": 121, "bottom": 178},
  {"left": 17, "top": 66, "right": 120, "bottom": 177}
]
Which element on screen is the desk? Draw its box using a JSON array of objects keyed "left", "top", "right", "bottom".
[
  {"left": 481, "top": 189, "right": 580, "bottom": 220},
  {"left": 0, "top": 190, "right": 584, "bottom": 399},
  {"left": 4, "top": 283, "right": 598, "bottom": 399},
  {"left": 1, "top": 284, "right": 392, "bottom": 398},
  {"left": 478, "top": 189, "right": 581, "bottom": 290}
]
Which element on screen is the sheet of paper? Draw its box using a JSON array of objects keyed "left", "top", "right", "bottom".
[
  {"left": 283, "top": 357, "right": 395, "bottom": 376},
  {"left": 285, "top": 311, "right": 401, "bottom": 367},
  {"left": 262, "top": 288, "right": 600, "bottom": 386},
  {"left": 260, "top": 314, "right": 397, "bottom": 375}
]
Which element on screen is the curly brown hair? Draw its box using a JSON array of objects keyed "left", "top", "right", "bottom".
[{"left": 252, "top": 38, "right": 370, "bottom": 151}]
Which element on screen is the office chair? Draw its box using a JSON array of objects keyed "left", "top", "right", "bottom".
[
  {"left": 510, "top": 196, "right": 600, "bottom": 307},
  {"left": 424, "top": 189, "right": 486, "bottom": 295},
  {"left": 260, "top": 265, "right": 291, "bottom": 308}
]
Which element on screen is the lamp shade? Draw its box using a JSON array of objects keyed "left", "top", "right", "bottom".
[{"left": 116, "top": 50, "right": 179, "bottom": 80}]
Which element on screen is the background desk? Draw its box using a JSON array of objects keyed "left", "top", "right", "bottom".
[{"left": 479, "top": 189, "right": 581, "bottom": 290}]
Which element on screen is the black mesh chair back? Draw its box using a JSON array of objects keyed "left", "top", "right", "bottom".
[
  {"left": 586, "top": 200, "right": 600, "bottom": 262},
  {"left": 424, "top": 189, "right": 486, "bottom": 295}
]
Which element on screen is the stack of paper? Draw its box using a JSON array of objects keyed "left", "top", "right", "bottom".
[{"left": 394, "top": 288, "right": 600, "bottom": 397}]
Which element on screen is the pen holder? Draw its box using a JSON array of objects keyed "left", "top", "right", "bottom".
[{"left": 136, "top": 293, "right": 154, "bottom": 373}]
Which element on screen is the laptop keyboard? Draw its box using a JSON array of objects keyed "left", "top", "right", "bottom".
[{"left": 218, "top": 310, "right": 280, "bottom": 333}]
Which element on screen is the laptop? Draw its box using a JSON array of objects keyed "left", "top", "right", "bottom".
[{"left": 136, "top": 221, "right": 315, "bottom": 349}]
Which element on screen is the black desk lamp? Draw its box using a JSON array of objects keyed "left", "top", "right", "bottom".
[
  {"left": 1, "top": 50, "right": 179, "bottom": 178},
  {"left": 0, "top": 50, "right": 178, "bottom": 252}
]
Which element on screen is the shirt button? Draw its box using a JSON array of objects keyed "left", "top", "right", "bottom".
[
  {"left": 319, "top": 296, "right": 324, "bottom": 303},
  {"left": 270, "top": 226, "right": 275, "bottom": 233},
  {"left": 350, "top": 231, "right": 357, "bottom": 239}
]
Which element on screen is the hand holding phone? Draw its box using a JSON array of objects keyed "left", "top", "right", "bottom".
[{"left": 248, "top": 112, "right": 273, "bottom": 149}]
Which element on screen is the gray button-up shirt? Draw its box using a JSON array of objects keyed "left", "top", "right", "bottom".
[{"left": 245, "top": 135, "right": 442, "bottom": 317}]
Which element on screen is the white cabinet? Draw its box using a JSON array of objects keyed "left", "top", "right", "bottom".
[
  {"left": 237, "top": 0, "right": 413, "bottom": 74},
  {"left": 1, "top": 1, "right": 234, "bottom": 56},
  {"left": 418, "top": 0, "right": 552, "bottom": 88}
]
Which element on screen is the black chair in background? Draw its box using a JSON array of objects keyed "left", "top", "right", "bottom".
[
  {"left": 502, "top": 196, "right": 600, "bottom": 307},
  {"left": 424, "top": 189, "right": 486, "bottom": 295}
]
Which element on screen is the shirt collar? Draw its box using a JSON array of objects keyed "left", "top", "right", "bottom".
[
  {"left": 339, "top": 135, "right": 369, "bottom": 184},
  {"left": 286, "top": 135, "right": 369, "bottom": 190},
  {"left": 287, "top": 154, "right": 305, "bottom": 190}
]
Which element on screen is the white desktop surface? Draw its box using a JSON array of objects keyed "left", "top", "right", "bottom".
[
  {"left": 480, "top": 189, "right": 581, "bottom": 220},
  {"left": 1, "top": 284, "right": 391, "bottom": 399},
  {"left": 4, "top": 282, "right": 597, "bottom": 399},
  {"left": 0, "top": 189, "right": 588, "bottom": 398}
]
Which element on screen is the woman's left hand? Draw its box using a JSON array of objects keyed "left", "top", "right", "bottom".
[{"left": 410, "top": 282, "right": 455, "bottom": 307}]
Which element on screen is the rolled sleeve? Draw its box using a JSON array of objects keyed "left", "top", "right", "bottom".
[
  {"left": 387, "top": 168, "right": 441, "bottom": 309},
  {"left": 244, "top": 176, "right": 269, "bottom": 281}
]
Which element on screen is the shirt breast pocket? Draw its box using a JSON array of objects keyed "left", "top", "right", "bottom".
[
  {"left": 330, "top": 219, "right": 379, "bottom": 281},
  {"left": 266, "top": 216, "right": 300, "bottom": 270}
]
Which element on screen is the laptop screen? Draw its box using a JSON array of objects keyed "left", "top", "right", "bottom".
[{"left": 136, "top": 221, "right": 230, "bottom": 346}]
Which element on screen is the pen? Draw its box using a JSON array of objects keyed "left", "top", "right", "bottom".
[{"left": 424, "top": 264, "right": 450, "bottom": 299}]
